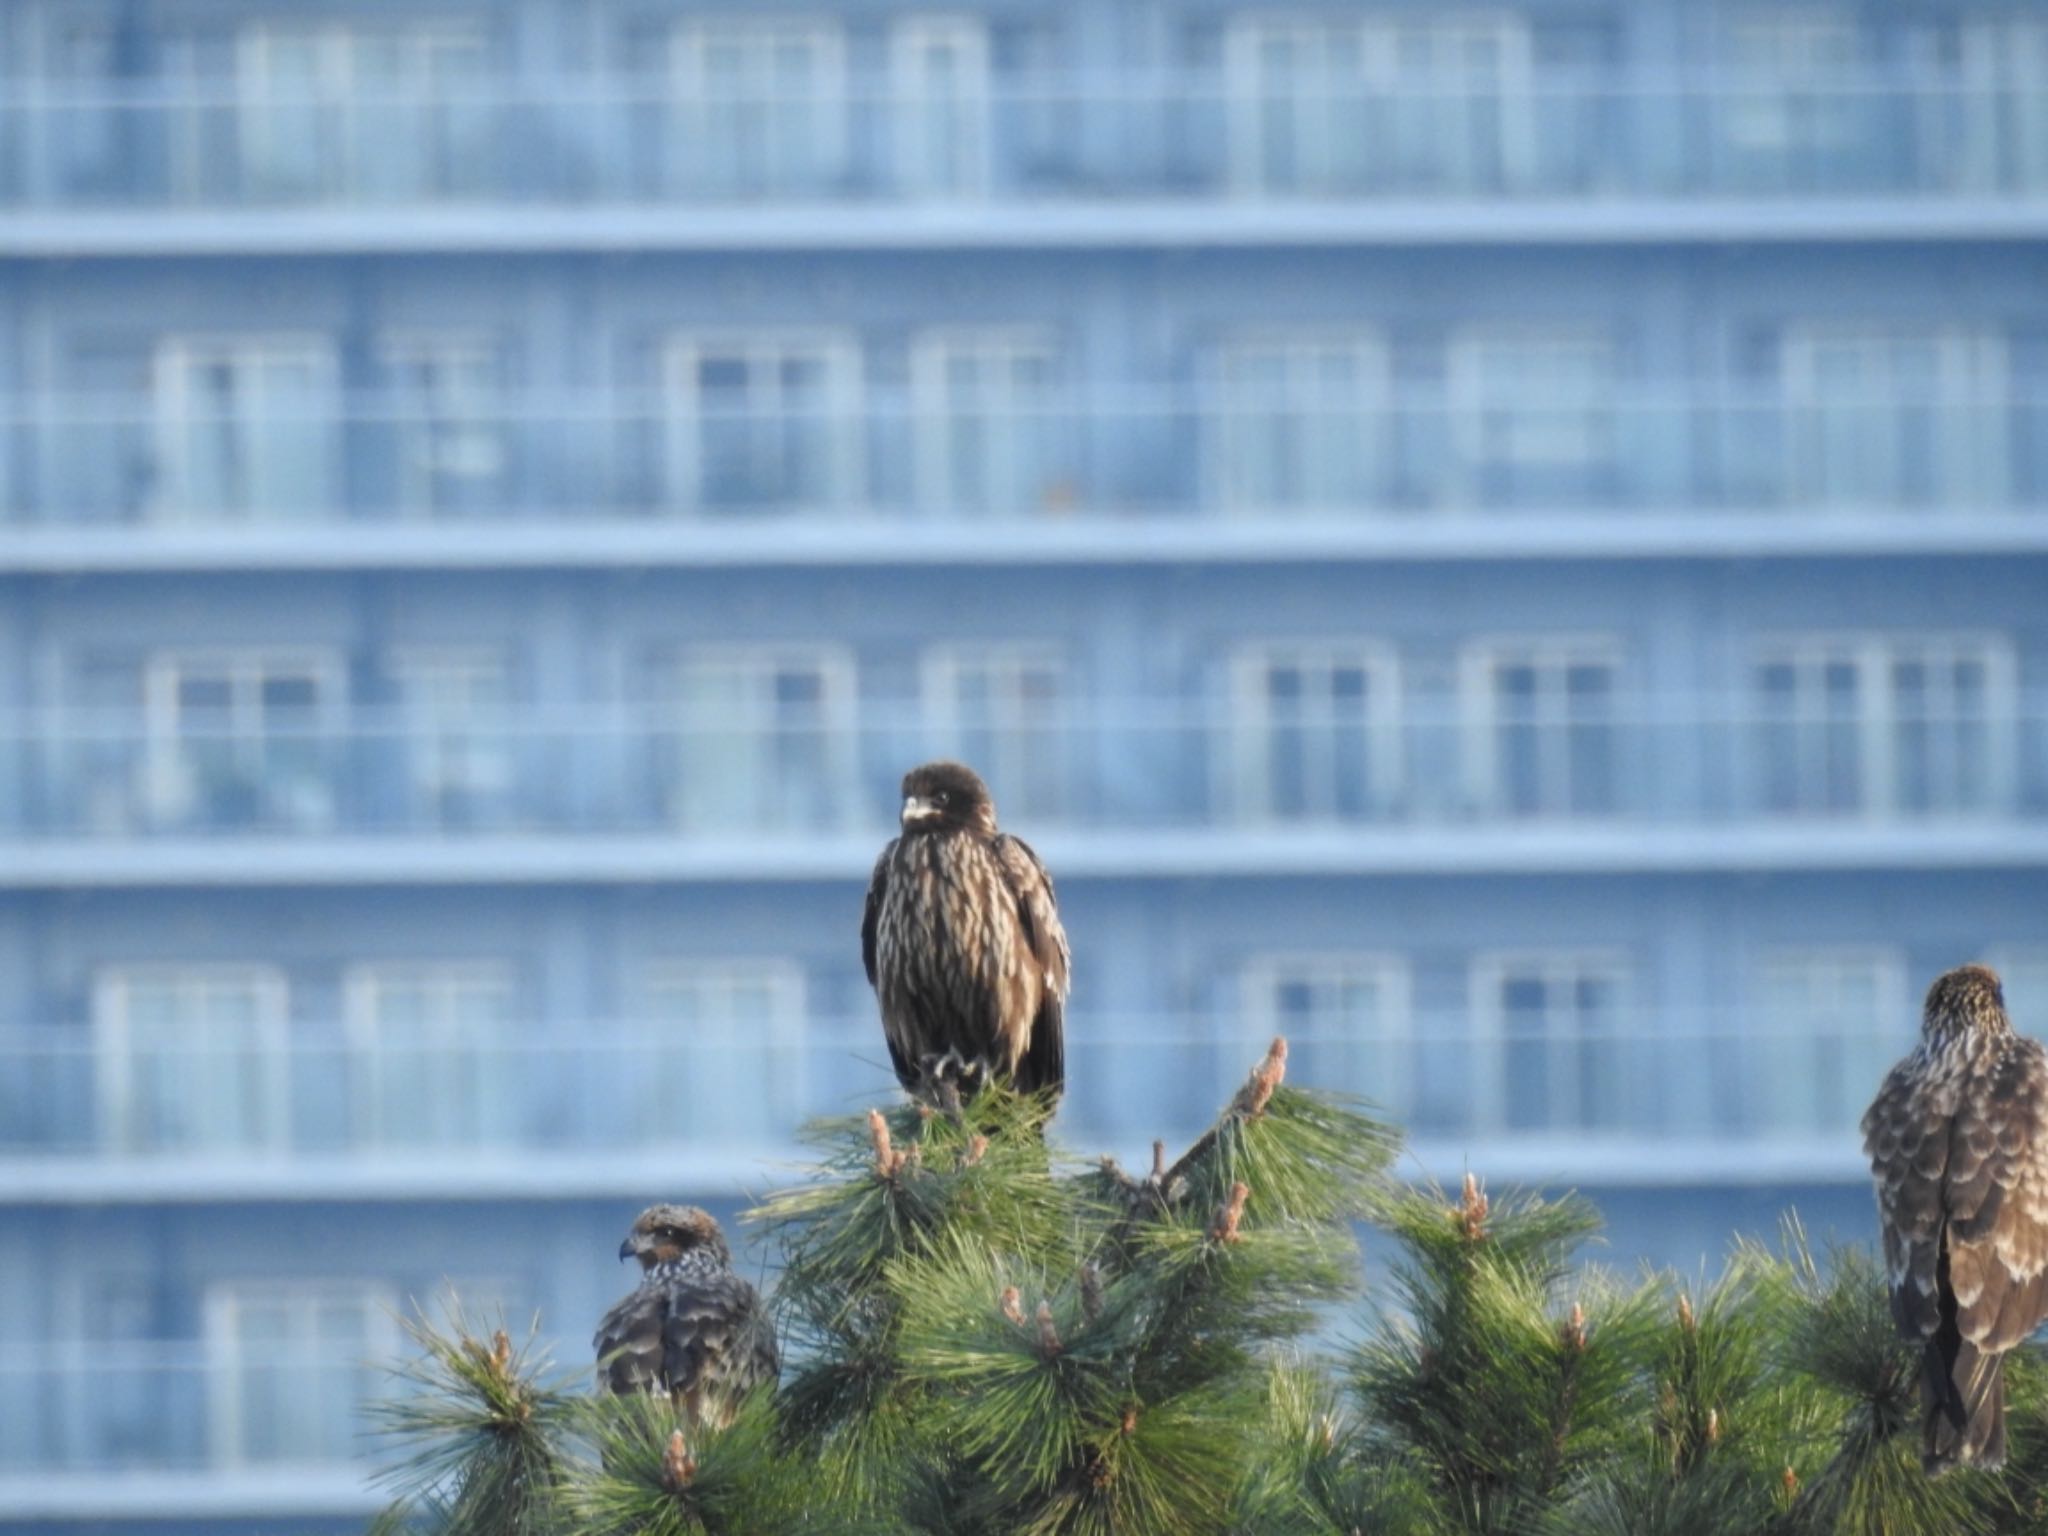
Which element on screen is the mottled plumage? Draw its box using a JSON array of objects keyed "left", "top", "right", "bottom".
[
  {"left": 593, "top": 1204, "right": 779, "bottom": 1428},
  {"left": 862, "top": 761, "right": 1069, "bottom": 1105},
  {"left": 1862, "top": 964, "right": 2048, "bottom": 1474}
]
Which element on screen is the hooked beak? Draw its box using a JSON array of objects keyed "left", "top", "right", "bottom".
[
  {"left": 901, "top": 795, "right": 939, "bottom": 825},
  {"left": 618, "top": 1237, "right": 637, "bottom": 1262}
]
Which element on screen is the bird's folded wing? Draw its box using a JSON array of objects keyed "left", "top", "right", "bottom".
[{"left": 593, "top": 1287, "right": 667, "bottom": 1394}]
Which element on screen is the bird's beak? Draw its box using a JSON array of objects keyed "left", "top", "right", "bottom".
[
  {"left": 618, "top": 1237, "right": 636, "bottom": 1262},
  {"left": 902, "top": 795, "right": 937, "bottom": 824}
]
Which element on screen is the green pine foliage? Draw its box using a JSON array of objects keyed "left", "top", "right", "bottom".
[{"left": 365, "top": 1041, "right": 2048, "bottom": 1536}]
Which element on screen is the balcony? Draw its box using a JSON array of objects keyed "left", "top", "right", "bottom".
[
  {"left": 0, "top": 1014, "right": 1900, "bottom": 1200},
  {"left": 0, "top": 70, "right": 2043, "bottom": 253},
  {"left": 2, "top": 389, "right": 2043, "bottom": 570},
  {"left": 0, "top": 699, "right": 2043, "bottom": 885}
]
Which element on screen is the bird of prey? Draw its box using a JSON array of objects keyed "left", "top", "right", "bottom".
[
  {"left": 862, "top": 760, "right": 1069, "bottom": 1107},
  {"left": 1862, "top": 963, "right": 2048, "bottom": 1474},
  {"left": 593, "top": 1204, "right": 779, "bottom": 1428}
]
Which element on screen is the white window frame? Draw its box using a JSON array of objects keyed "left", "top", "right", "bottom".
[
  {"left": 669, "top": 18, "right": 849, "bottom": 194},
  {"left": 1780, "top": 323, "right": 2010, "bottom": 504},
  {"left": 1750, "top": 632, "right": 2018, "bottom": 817},
  {"left": 1227, "top": 640, "right": 1404, "bottom": 823},
  {"left": 1224, "top": 13, "right": 1536, "bottom": 193},
  {"left": 909, "top": 328, "right": 1062, "bottom": 514},
  {"left": 1718, "top": 15, "right": 1866, "bottom": 154},
  {"left": 636, "top": 958, "right": 810, "bottom": 1142},
  {"left": 1469, "top": 950, "right": 1631, "bottom": 1135},
  {"left": 920, "top": 641, "right": 1070, "bottom": 820},
  {"left": 204, "top": 1280, "right": 397, "bottom": 1468},
  {"left": 388, "top": 646, "right": 515, "bottom": 814},
  {"left": 649, "top": 644, "right": 861, "bottom": 831},
  {"left": 93, "top": 964, "right": 293, "bottom": 1154},
  {"left": 377, "top": 331, "right": 507, "bottom": 515},
  {"left": 1748, "top": 946, "right": 1907, "bottom": 1136},
  {"left": 1446, "top": 324, "right": 1619, "bottom": 487},
  {"left": 661, "top": 331, "right": 864, "bottom": 510},
  {"left": 1959, "top": 16, "right": 2048, "bottom": 191},
  {"left": 1241, "top": 951, "right": 1414, "bottom": 1106},
  {"left": 150, "top": 334, "right": 341, "bottom": 522},
  {"left": 1209, "top": 330, "right": 1393, "bottom": 511},
  {"left": 890, "top": 15, "right": 992, "bottom": 197},
  {"left": 343, "top": 960, "right": 516, "bottom": 1150},
  {"left": 1458, "top": 636, "right": 1623, "bottom": 818},
  {"left": 140, "top": 648, "right": 346, "bottom": 829}
]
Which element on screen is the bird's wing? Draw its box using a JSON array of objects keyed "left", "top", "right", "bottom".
[
  {"left": 1865, "top": 1055, "right": 1948, "bottom": 1340},
  {"left": 661, "top": 1272, "right": 779, "bottom": 1423},
  {"left": 592, "top": 1285, "right": 668, "bottom": 1395},
  {"left": 993, "top": 833, "right": 1068, "bottom": 1096},
  {"left": 861, "top": 843, "right": 891, "bottom": 989},
  {"left": 1945, "top": 1037, "right": 2048, "bottom": 1353}
]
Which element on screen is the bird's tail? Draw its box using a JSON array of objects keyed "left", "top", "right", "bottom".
[{"left": 1921, "top": 1335, "right": 2006, "bottom": 1475}]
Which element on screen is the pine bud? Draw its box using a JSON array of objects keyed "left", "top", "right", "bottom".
[
  {"left": 1036, "top": 1300, "right": 1063, "bottom": 1355},
  {"left": 868, "top": 1109, "right": 896, "bottom": 1177},
  {"left": 1677, "top": 1294, "right": 1695, "bottom": 1334},
  {"left": 1150, "top": 1139, "right": 1168, "bottom": 1182},
  {"left": 1211, "top": 1181, "right": 1250, "bottom": 1243},
  {"left": 662, "top": 1428, "right": 696, "bottom": 1492},
  {"left": 1458, "top": 1172, "right": 1489, "bottom": 1240},
  {"left": 1121, "top": 1403, "right": 1140, "bottom": 1437},
  {"left": 1079, "top": 1261, "right": 1105, "bottom": 1322},
  {"left": 1705, "top": 1407, "right": 1720, "bottom": 1445},
  {"left": 962, "top": 1134, "right": 989, "bottom": 1167},
  {"left": 1000, "top": 1286, "right": 1026, "bottom": 1327},
  {"left": 1240, "top": 1037, "right": 1288, "bottom": 1117},
  {"left": 1561, "top": 1302, "right": 1587, "bottom": 1353},
  {"left": 1782, "top": 1466, "right": 1799, "bottom": 1498},
  {"left": 491, "top": 1329, "right": 511, "bottom": 1378}
]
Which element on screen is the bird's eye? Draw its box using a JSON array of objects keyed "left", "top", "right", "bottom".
[{"left": 934, "top": 791, "right": 950, "bottom": 806}]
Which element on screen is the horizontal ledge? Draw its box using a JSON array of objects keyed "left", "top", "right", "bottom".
[
  {"left": 1, "top": 511, "right": 2045, "bottom": 573},
  {"left": 0, "top": 825, "right": 2042, "bottom": 888},
  {"left": 4, "top": 197, "right": 2047, "bottom": 257},
  {"left": 0, "top": 1469, "right": 379, "bottom": 1521}
]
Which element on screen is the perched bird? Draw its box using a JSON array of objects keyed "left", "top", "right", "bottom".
[
  {"left": 1862, "top": 964, "right": 2048, "bottom": 1474},
  {"left": 593, "top": 1204, "right": 779, "bottom": 1428},
  {"left": 862, "top": 760, "right": 1069, "bottom": 1107}
]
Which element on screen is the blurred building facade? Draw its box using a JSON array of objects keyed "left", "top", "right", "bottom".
[{"left": 1, "top": 0, "right": 2046, "bottom": 1528}]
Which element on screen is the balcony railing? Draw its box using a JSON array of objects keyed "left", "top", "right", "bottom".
[
  {"left": 1, "top": 72, "right": 2044, "bottom": 212},
  {"left": 0, "top": 1016, "right": 1917, "bottom": 1169},
  {"left": 1, "top": 701, "right": 2043, "bottom": 842},
  {"left": 0, "top": 1343, "right": 397, "bottom": 1477},
  {"left": 4, "top": 389, "right": 2045, "bottom": 528}
]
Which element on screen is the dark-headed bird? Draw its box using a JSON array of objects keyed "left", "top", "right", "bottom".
[
  {"left": 594, "top": 1204, "right": 779, "bottom": 1428},
  {"left": 1863, "top": 964, "right": 2048, "bottom": 1474},
  {"left": 862, "top": 760, "right": 1069, "bottom": 1107}
]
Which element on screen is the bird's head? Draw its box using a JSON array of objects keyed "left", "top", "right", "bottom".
[
  {"left": 899, "top": 760, "right": 996, "bottom": 836},
  {"left": 1923, "top": 964, "right": 2010, "bottom": 1040},
  {"left": 619, "top": 1204, "right": 731, "bottom": 1272}
]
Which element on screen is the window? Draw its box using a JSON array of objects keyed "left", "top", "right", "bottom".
[
  {"left": 1461, "top": 639, "right": 1621, "bottom": 818},
  {"left": 891, "top": 17, "right": 991, "bottom": 197},
  {"left": 666, "top": 20, "right": 848, "bottom": 196},
  {"left": 1471, "top": 953, "right": 1628, "bottom": 1134},
  {"left": 636, "top": 960, "right": 809, "bottom": 1143},
  {"left": 647, "top": 647, "right": 859, "bottom": 831},
  {"left": 1780, "top": 325, "right": 2009, "bottom": 504},
  {"left": 150, "top": 336, "right": 340, "bottom": 521},
  {"left": 344, "top": 962, "right": 515, "bottom": 1150},
  {"left": 389, "top": 649, "right": 514, "bottom": 828},
  {"left": 227, "top": 23, "right": 491, "bottom": 201},
  {"left": 93, "top": 965, "right": 291, "bottom": 1154},
  {"left": 378, "top": 334, "right": 508, "bottom": 515},
  {"left": 922, "top": 644, "right": 1070, "bottom": 821},
  {"left": 141, "top": 650, "right": 343, "bottom": 830},
  {"left": 1717, "top": 18, "right": 1867, "bottom": 177},
  {"left": 1242, "top": 953, "right": 1415, "bottom": 1122},
  {"left": 1211, "top": 334, "right": 1393, "bottom": 510},
  {"left": 205, "top": 1282, "right": 394, "bottom": 1466},
  {"left": 1228, "top": 643, "right": 1403, "bottom": 822},
  {"left": 1747, "top": 949, "right": 1906, "bottom": 1135},
  {"left": 1959, "top": 17, "right": 2048, "bottom": 191},
  {"left": 910, "top": 330, "right": 1064, "bottom": 515},
  {"left": 1447, "top": 326, "right": 1618, "bottom": 502},
  {"left": 1225, "top": 15, "right": 1535, "bottom": 193},
  {"left": 1752, "top": 635, "right": 2016, "bottom": 816},
  {"left": 663, "top": 334, "right": 863, "bottom": 510}
]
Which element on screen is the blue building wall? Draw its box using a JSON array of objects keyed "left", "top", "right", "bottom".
[{"left": 3, "top": 0, "right": 2048, "bottom": 1526}]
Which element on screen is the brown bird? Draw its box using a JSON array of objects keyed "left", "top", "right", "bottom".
[
  {"left": 1862, "top": 964, "right": 2048, "bottom": 1473},
  {"left": 593, "top": 1204, "right": 779, "bottom": 1428},
  {"left": 862, "top": 760, "right": 1069, "bottom": 1106}
]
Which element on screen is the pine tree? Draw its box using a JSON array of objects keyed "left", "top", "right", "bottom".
[{"left": 367, "top": 1040, "right": 2048, "bottom": 1536}]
